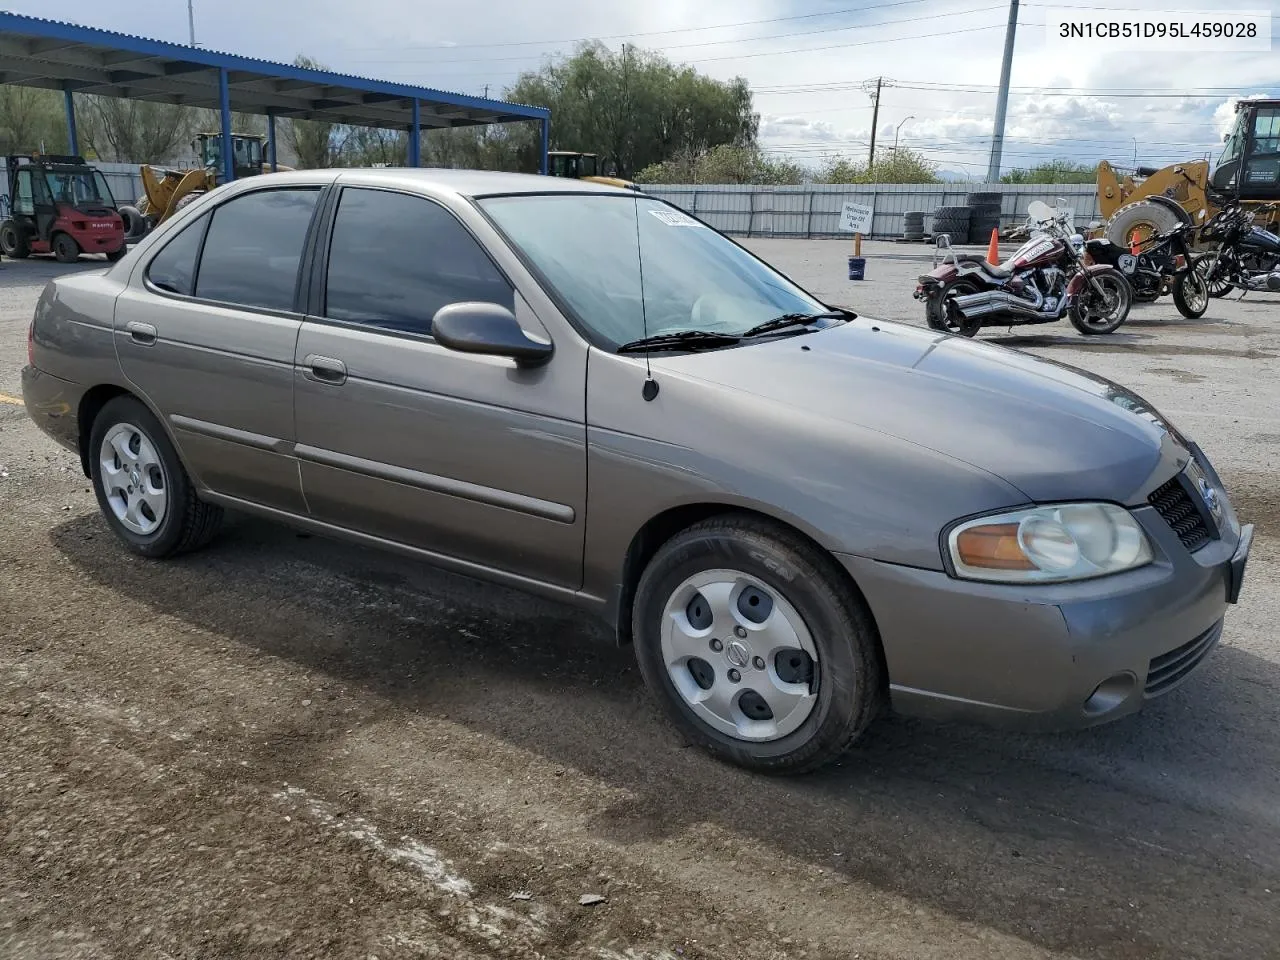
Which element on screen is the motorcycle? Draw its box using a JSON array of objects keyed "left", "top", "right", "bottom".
[
  {"left": 1081, "top": 220, "right": 1210, "bottom": 318},
  {"left": 1192, "top": 201, "right": 1280, "bottom": 297},
  {"left": 915, "top": 201, "right": 1132, "bottom": 337}
]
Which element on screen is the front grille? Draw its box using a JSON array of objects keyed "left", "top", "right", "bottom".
[
  {"left": 1148, "top": 475, "right": 1211, "bottom": 552},
  {"left": 1145, "top": 620, "right": 1222, "bottom": 697}
]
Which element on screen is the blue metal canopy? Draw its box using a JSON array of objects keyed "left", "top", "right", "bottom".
[{"left": 0, "top": 11, "right": 551, "bottom": 179}]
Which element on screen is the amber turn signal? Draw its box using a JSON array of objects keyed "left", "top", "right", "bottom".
[{"left": 954, "top": 523, "right": 1035, "bottom": 571}]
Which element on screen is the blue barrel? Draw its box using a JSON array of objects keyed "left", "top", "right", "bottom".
[{"left": 848, "top": 256, "right": 866, "bottom": 281}]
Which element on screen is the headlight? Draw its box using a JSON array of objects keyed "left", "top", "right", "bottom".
[{"left": 946, "top": 503, "right": 1152, "bottom": 583}]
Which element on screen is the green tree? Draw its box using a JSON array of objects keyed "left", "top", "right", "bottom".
[
  {"left": 0, "top": 87, "right": 66, "bottom": 154},
  {"left": 508, "top": 42, "right": 756, "bottom": 178},
  {"left": 78, "top": 95, "right": 195, "bottom": 162},
  {"left": 634, "top": 144, "right": 803, "bottom": 185},
  {"left": 815, "top": 148, "right": 939, "bottom": 184},
  {"left": 1001, "top": 160, "right": 1096, "bottom": 184}
]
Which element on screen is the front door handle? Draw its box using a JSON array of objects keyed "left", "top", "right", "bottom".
[
  {"left": 304, "top": 354, "right": 347, "bottom": 385},
  {"left": 125, "top": 321, "right": 157, "bottom": 345}
]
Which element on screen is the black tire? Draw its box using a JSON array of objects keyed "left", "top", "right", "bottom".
[
  {"left": 52, "top": 232, "right": 81, "bottom": 264},
  {"left": 118, "top": 204, "right": 147, "bottom": 240},
  {"left": 933, "top": 205, "right": 971, "bottom": 220},
  {"left": 105, "top": 247, "right": 128, "bottom": 263},
  {"left": 632, "top": 514, "right": 885, "bottom": 775},
  {"left": 1070, "top": 268, "right": 1132, "bottom": 335},
  {"left": 965, "top": 192, "right": 1001, "bottom": 206},
  {"left": 926, "top": 278, "right": 983, "bottom": 336},
  {"left": 88, "top": 395, "right": 224, "bottom": 558},
  {"left": 1173, "top": 258, "right": 1210, "bottom": 319},
  {"left": 0, "top": 219, "right": 30, "bottom": 258}
]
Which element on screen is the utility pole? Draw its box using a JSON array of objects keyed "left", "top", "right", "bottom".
[
  {"left": 187, "top": 0, "right": 198, "bottom": 46},
  {"left": 986, "top": 0, "right": 1019, "bottom": 182},
  {"left": 867, "top": 77, "right": 882, "bottom": 167}
]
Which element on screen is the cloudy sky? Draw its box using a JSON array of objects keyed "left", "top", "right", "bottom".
[{"left": 19, "top": 0, "right": 1280, "bottom": 178}]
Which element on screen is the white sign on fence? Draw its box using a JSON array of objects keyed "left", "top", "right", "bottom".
[{"left": 838, "top": 200, "right": 875, "bottom": 235}]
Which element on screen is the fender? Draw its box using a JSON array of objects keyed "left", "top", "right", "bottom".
[
  {"left": 1144, "top": 194, "right": 1194, "bottom": 225},
  {"left": 1067, "top": 263, "right": 1117, "bottom": 295}
]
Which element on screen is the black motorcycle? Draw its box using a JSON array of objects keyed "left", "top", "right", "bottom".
[
  {"left": 1082, "top": 221, "right": 1209, "bottom": 319},
  {"left": 1193, "top": 202, "right": 1280, "bottom": 297}
]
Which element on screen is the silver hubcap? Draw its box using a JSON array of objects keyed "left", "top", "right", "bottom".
[
  {"left": 660, "top": 569, "right": 819, "bottom": 742},
  {"left": 99, "top": 423, "right": 168, "bottom": 535}
]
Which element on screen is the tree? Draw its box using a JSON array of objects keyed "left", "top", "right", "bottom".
[
  {"left": 634, "top": 144, "right": 803, "bottom": 185},
  {"left": 508, "top": 42, "right": 756, "bottom": 178},
  {"left": 0, "top": 87, "right": 66, "bottom": 154},
  {"left": 281, "top": 55, "right": 350, "bottom": 168},
  {"left": 79, "top": 95, "right": 195, "bottom": 162},
  {"left": 815, "top": 148, "right": 939, "bottom": 184},
  {"left": 1001, "top": 160, "right": 1096, "bottom": 184}
]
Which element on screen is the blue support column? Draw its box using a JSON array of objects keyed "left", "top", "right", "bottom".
[
  {"left": 63, "top": 87, "right": 79, "bottom": 156},
  {"left": 409, "top": 99, "right": 421, "bottom": 167},
  {"left": 218, "top": 67, "right": 234, "bottom": 182},
  {"left": 267, "top": 112, "right": 278, "bottom": 171},
  {"left": 539, "top": 117, "right": 549, "bottom": 175}
]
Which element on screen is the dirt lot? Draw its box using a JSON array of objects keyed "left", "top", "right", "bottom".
[{"left": 2, "top": 243, "right": 1278, "bottom": 960}]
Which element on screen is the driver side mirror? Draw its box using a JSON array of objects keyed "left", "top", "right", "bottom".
[{"left": 432, "top": 302, "right": 553, "bottom": 367}]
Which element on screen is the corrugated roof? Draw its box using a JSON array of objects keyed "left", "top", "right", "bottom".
[{"left": 0, "top": 10, "right": 548, "bottom": 128}]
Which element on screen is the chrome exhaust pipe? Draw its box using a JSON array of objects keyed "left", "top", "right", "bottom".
[{"left": 952, "top": 290, "right": 1048, "bottom": 320}]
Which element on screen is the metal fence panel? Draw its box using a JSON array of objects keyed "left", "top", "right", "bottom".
[{"left": 642, "top": 182, "right": 1101, "bottom": 240}]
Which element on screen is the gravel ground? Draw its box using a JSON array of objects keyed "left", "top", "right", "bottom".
[{"left": 1, "top": 242, "right": 1278, "bottom": 960}]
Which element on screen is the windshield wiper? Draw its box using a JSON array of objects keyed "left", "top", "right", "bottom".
[
  {"left": 739, "top": 311, "right": 853, "bottom": 339},
  {"left": 617, "top": 330, "right": 742, "bottom": 353}
]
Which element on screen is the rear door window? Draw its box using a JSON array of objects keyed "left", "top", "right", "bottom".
[
  {"left": 194, "top": 187, "right": 320, "bottom": 312},
  {"left": 323, "top": 187, "right": 513, "bottom": 335}
]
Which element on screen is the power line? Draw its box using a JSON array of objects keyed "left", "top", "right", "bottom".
[{"left": 339, "top": 0, "right": 943, "bottom": 51}]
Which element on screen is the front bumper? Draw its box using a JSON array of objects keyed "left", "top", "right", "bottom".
[{"left": 839, "top": 502, "right": 1251, "bottom": 730}]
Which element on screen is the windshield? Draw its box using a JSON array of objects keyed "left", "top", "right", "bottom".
[
  {"left": 479, "top": 194, "right": 826, "bottom": 348},
  {"left": 1219, "top": 110, "right": 1248, "bottom": 166},
  {"left": 46, "top": 168, "right": 117, "bottom": 209}
]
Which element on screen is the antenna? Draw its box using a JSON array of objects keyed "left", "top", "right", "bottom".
[{"left": 632, "top": 196, "right": 658, "bottom": 400}]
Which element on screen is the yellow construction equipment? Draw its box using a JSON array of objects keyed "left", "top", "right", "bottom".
[
  {"left": 1097, "top": 99, "right": 1280, "bottom": 246},
  {"left": 131, "top": 133, "right": 291, "bottom": 234},
  {"left": 546, "top": 150, "right": 638, "bottom": 190}
]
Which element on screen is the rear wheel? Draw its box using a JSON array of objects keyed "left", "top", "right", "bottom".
[
  {"left": 926, "top": 278, "right": 982, "bottom": 337},
  {"left": 632, "top": 515, "right": 885, "bottom": 775},
  {"left": 1104, "top": 200, "right": 1184, "bottom": 248},
  {"left": 1070, "top": 269, "right": 1132, "bottom": 334},
  {"left": 105, "top": 247, "right": 128, "bottom": 263},
  {"left": 52, "top": 232, "right": 81, "bottom": 264},
  {"left": 89, "top": 396, "right": 223, "bottom": 558},
  {"left": 1173, "top": 258, "right": 1210, "bottom": 318},
  {"left": 0, "top": 219, "right": 30, "bottom": 258}
]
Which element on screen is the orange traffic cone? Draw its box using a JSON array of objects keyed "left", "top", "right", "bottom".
[
  {"left": 985, "top": 228, "right": 1000, "bottom": 266},
  {"left": 1130, "top": 229, "right": 1141, "bottom": 256}
]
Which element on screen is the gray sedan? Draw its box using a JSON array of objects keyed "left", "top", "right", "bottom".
[{"left": 21, "top": 169, "right": 1252, "bottom": 774}]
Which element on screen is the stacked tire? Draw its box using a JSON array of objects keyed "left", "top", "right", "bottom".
[
  {"left": 902, "top": 211, "right": 926, "bottom": 241},
  {"left": 966, "top": 192, "right": 1003, "bottom": 245},
  {"left": 931, "top": 205, "right": 970, "bottom": 243}
]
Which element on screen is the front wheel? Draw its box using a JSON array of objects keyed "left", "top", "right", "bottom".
[
  {"left": 1070, "top": 269, "right": 1132, "bottom": 335},
  {"left": 52, "top": 232, "right": 81, "bottom": 264},
  {"left": 0, "top": 219, "right": 30, "bottom": 258},
  {"left": 632, "top": 515, "right": 885, "bottom": 775},
  {"left": 925, "top": 278, "right": 983, "bottom": 337},
  {"left": 1173, "top": 258, "right": 1210, "bottom": 319}
]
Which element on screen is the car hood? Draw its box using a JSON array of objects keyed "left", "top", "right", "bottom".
[{"left": 653, "top": 318, "right": 1189, "bottom": 504}]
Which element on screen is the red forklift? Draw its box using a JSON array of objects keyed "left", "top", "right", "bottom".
[{"left": 0, "top": 155, "right": 127, "bottom": 263}]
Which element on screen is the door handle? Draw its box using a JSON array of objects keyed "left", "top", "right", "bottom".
[
  {"left": 125, "top": 321, "right": 157, "bottom": 345},
  {"left": 304, "top": 354, "right": 347, "bottom": 385}
]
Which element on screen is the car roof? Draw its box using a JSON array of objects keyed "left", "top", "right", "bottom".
[{"left": 231, "top": 167, "right": 634, "bottom": 198}]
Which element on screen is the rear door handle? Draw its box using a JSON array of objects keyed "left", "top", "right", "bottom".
[
  {"left": 304, "top": 354, "right": 347, "bottom": 385},
  {"left": 125, "top": 321, "right": 157, "bottom": 345}
]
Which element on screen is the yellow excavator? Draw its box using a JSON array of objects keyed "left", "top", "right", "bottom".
[
  {"left": 546, "top": 150, "right": 638, "bottom": 190},
  {"left": 127, "top": 133, "right": 291, "bottom": 237},
  {"left": 1097, "top": 98, "right": 1280, "bottom": 246}
]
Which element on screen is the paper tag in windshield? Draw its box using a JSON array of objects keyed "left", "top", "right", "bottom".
[{"left": 649, "top": 210, "right": 702, "bottom": 227}]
